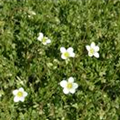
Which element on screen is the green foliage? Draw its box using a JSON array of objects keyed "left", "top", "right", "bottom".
[{"left": 0, "top": 0, "right": 120, "bottom": 119}]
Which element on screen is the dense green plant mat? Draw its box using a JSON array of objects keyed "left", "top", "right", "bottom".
[{"left": 0, "top": 0, "right": 120, "bottom": 119}]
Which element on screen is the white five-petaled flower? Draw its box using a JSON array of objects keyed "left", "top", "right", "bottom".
[
  {"left": 86, "top": 42, "right": 100, "bottom": 58},
  {"left": 37, "top": 32, "right": 51, "bottom": 45},
  {"left": 60, "top": 77, "right": 78, "bottom": 94},
  {"left": 60, "top": 47, "right": 75, "bottom": 60},
  {"left": 12, "top": 87, "right": 28, "bottom": 102}
]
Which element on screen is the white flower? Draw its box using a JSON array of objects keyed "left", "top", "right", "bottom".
[
  {"left": 29, "top": 11, "right": 36, "bottom": 15},
  {"left": 28, "top": 10, "right": 36, "bottom": 18},
  {"left": 60, "top": 77, "right": 78, "bottom": 94},
  {"left": 12, "top": 87, "right": 28, "bottom": 102},
  {"left": 37, "top": 32, "right": 51, "bottom": 45},
  {"left": 60, "top": 47, "right": 75, "bottom": 60},
  {"left": 86, "top": 42, "right": 100, "bottom": 58}
]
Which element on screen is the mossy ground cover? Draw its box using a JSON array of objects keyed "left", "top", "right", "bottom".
[{"left": 0, "top": 0, "right": 120, "bottom": 119}]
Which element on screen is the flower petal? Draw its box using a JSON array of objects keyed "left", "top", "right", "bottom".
[
  {"left": 19, "top": 88, "right": 24, "bottom": 92},
  {"left": 94, "top": 46, "right": 99, "bottom": 51},
  {"left": 13, "top": 90, "right": 18, "bottom": 95},
  {"left": 63, "top": 88, "right": 69, "bottom": 94},
  {"left": 69, "top": 88, "right": 75, "bottom": 94},
  {"left": 14, "top": 96, "right": 20, "bottom": 102},
  {"left": 91, "top": 42, "right": 95, "bottom": 48},
  {"left": 73, "top": 83, "right": 78, "bottom": 89},
  {"left": 46, "top": 39, "right": 51, "bottom": 44},
  {"left": 88, "top": 52, "right": 93, "bottom": 57},
  {"left": 68, "top": 77, "right": 74, "bottom": 83},
  {"left": 61, "top": 54, "right": 67, "bottom": 59},
  {"left": 42, "top": 42, "right": 47, "bottom": 45},
  {"left": 60, "top": 80, "right": 67, "bottom": 88},
  {"left": 60, "top": 47, "right": 66, "bottom": 53},
  {"left": 37, "top": 33, "right": 43, "bottom": 41},
  {"left": 94, "top": 52, "right": 99, "bottom": 58},
  {"left": 37, "top": 36, "right": 42, "bottom": 41},
  {"left": 19, "top": 97, "right": 25, "bottom": 102},
  {"left": 67, "top": 47, "right": 73, "bottom": 53},
  {"left": 70, "top": 52, "right": 75, "bottom": 57},
  {"left": 23, "top": 92, "right": 28, "bottom": 97},
  {"left": 39, "top": 32, "right": 43, "bottom": 38},
  {"left": 67, "top": 47, "right": 75, "bottom": 57},
  {"left": 86, "top": 45, "right": 90, "bottom": 51}
]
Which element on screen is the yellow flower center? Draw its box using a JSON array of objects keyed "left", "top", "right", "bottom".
[
  {"left": 64, "top": 52, "right": 69, "bottom": 58},
  {"left": 90, "top": 48, "right": 94, "bottom": 54},
  {"left": 42, "top": 37, "right": 47, "bottom": 43},
  {"left": 17, "top": 91, "right": 23, "bottom": 97},
  {"left": 67, "top": 83, "right": 72, "bottom": 89}
]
